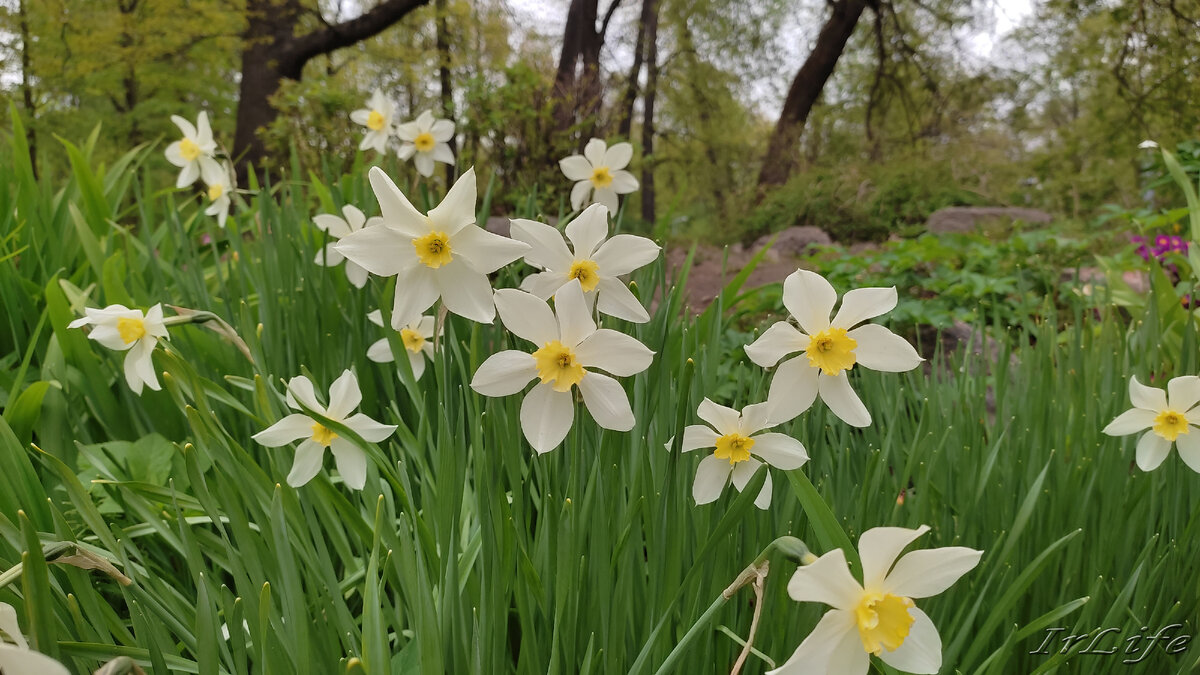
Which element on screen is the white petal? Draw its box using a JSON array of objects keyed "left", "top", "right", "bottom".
[
  {"left": 610, "top": 170, "right": 639, "bottom": 194},
  {"left": 859, "top": 525, "right": 931, "bottom": 590},
  {"left": 884, "top": 547, "right": 983, "bottom": 599},
  {"left": 583, "top": 138, "right": 607, "bottom": 166},
  {"left": 414, "top": 153, "right": 435, "bottom": 177},
  {"left": 368, "top": 167, "right": 427, "bottom": 238},
  {"left": 782, "top": 269, "right": 836, "bottom": 334},
  {"left": 749, "top": 433, "right": 808, "bottom": 470},
  {"left": 177, "top": 161, "right": 200, "bottom": 188},
  {"left": 408, "top": 350, "right": 427, "bottom": 380},
  {"left": 329, "top": 438, "right": 368, "bottom": 490},
  {"left": 510, "top": 218, "right": 575, "bottom": 270},
  {"left": 603, "top": 142, "right": 633, "bottom": 170},
  {"left": 392, "top": 266, "right": 440, "bottom": 327},
  {"left": 553, "top": 280, "right": 596, "bottom": 347},
  {"left": 313, "top": 213, "right": 352, "bottom": 239},
  {"left": 786, "top": 548, "right": 862, "bottom": 610},
  {"left": 1175, "top": 432, "right": 1200, "bottom": 473},
  {"left": 334, "top": 225, "right": 417, "bottom": 277},
  {"left": 753, "top": 472, "right": 773, "bottom": 509},
  {"left": 0, "top": 647, "right": 70, "bottom": 675},
  {"left": 471, "top": 351, "right": 538, "bottom": 396},
  {"left": 765, "top": 357, "right": 819, "bottom": 424},
  {"left": 745, "top": 321, "right": 808, "bottom": 367},
  {"left": 195, "top": 111, "right": 213, "bottom": 144},
  {"left": 367, "top": 338, "right": 394, "bottom": 363},
  {"left": 89, "top": 324, "right": 132, "bottom": 351},
  {"left": 451, "top": 225, "right": 530, "bottom": 274},
  {"left": 818, "top": 372, "right": 871, "bottom": 427},
  {"left": 832, "top": 286, "right": 898, "bottom": 329},
  {"left": 594, "top": 188, "right": 619, "bottom": 215},
  {"left": 285, "top": 375, "right": 323, "bottom": 414},
  {"left": 125, "top": 338, "right": 159, "bottom": 394},
  {"left": 564, "top": 204, "right": 610, "bottom": 258},
  {"left": 738, "top": 402, "right": 774, "bottom": 436},
  {"left": 680, "top": 424, "right": 720, "bottom": 452},
  {"left": 430, "top": 143, "right": 455, "bottom": 166},
  {"left": 520, "top": 382, "right": 574, "bottom": 454},
  {"left": 592, "top": 234, "right": 659, "bottom": 276},
  {"left": 342, "top": 205, "right": 367, "bottom": 230},
  {"left": 170, "top": 114, "right": 197, "bottom": 139},
  {"left": 574, "top": 329, "right": 653, "bottom": 376},
  {"left": 0, "top": 602, "right": 28, "bottom": 649},
  {"left": 560, "top": 155, "right": 593, "bottom": 181},
  {"left": 1135, "top": 431, "right": 1172, "bottom": 471},
  {"left": 1102, "top": 408, "right": 1156, "bottom": 436},
  {"left": 431, "top": 119, "right": 455, "bottom": 141},
  {"left": 313, "top": 244, "right": 345, "bottom": 267},
  {"left": 877, "top": 607, "right": 942, "bottom": 674},
  {"left": 325, "top": 370, "right": 361, "bottom": 420},
  {"left": 1167, "top": 375, "right": 1200, "bottom": 412},
  {"left": 570, "top": 181, "right": 592, "bottom": 211},
  {"left": 428, "top": 167, "right": 477, "bottom": 235},
  {"left": 396, "top": 143, "right": 416, "bottom": 160},
  {"left": 287, "top": 440, "right": 326, "bottom": 487},
  {"left": 521, "top": 271, "right": 568, "bottom": 300},
  {"left": 692, "top": 454, "right": 732, "bottom": 504},
  {"left": 350, "top": 109, "right": 371, "bottom": 125},
  {"left": 595, "top": 277, "right": 650, "bottom": 323},
  {"left": 697, "top": 398, "right": 741, "bottom": 434},
  {"left": 253, "top": 414, "right": 316, "bottom": 447},
  {"left": 847, "top": 324, "right": 922, "bottom": 372},
  {"left": 578, "top": 371, "right": 635, "bottom": 431},
  {"left": 494, "top": 289, "right": 559, "bottom": 345},
  {"left": 1129, "top": 375, "right": 1167, "bottom": 411},
  {"left": 767, "top": 609, "right": 865, "bottom": 675},
  {"left": 729, "top": 457, "right": 763, "bottom": 491},
  {"left": 435, "top": 262, "right": 496, "bottom": 324},
  {"left": 346, "top": 262, "right": 370, "bottom": 288}
]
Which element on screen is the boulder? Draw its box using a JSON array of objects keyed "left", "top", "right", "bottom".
[
  {"left": 752, "top": 226, "right": 833, "bottom": 260},
  {"left": 925, "top": 207, "right": 1053, "bottom": 234}
]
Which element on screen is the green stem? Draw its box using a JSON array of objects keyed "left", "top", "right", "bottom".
[{"left": 652, "top": 594, "right": 727, "bottom": 675}]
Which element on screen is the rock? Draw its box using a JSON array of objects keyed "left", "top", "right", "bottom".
[
  {"left": 752, "top": 226, "right": 833, "bottom": 258},
  {"left": 484, "top": 216, "right": 510, "bottom": 236},
  {"left": 925, "top": 207, "right": 1053, "bottom": 234}
]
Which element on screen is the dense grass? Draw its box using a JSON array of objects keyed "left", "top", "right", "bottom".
[{"left": 1, "top": 118, "right": 1198, "bottom": 675}]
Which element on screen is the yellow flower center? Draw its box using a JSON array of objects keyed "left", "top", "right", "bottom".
[
  {"left": 568, "top": 259, "right": 601, "bottom": 292},
  {"left": 855, "top": 591, "right": 915, "bottom": 655},
  {"left": 401, "top": 328, "right": 426, "bottom": 354},
  {"left": 414, "top": 131, "right": 436, "bottom": 153},
  {"left": 532, "top": 340, "right": 585, "bottom": 392},
  {"left": 179, "top": 138, "right": 201, "bottom": 162},
  {"left": 713, "top": 433, "right": 755, "bottom": 465},
  {"left": 310, "top": 422, "right": 338, "bottom": 446},
  {"left": 207, "top": 183, "right": 224, "bottom": 201},
  {"left": 117, "top": 316, "right": 147, "bottom": 344},
  {"left": 806, "top": 327, "right": 858, "bottom": 375},
  {"left": 590, "top": 166, "right": 613, "bottom": 188},
  {"left": 413, "top": 231, "right": 453, "bottom": 268},
  {"left": 1154, "top": 409, "right": 1191, "bottom": 441},
  {"left": 367, "top": 110, "right": 386, "bottom": 131}
]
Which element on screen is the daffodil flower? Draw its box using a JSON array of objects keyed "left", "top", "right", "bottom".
[
  {"left": 253, "top": 370, "right": 397, "bottom": 490},
  {"left": 396, "top": 110, "right": 455, "bottom": 177},
  {"left": 366, "top": 310, "right": 437, "bottom": 380},
  {"left": 682, "top": 399, "right": 808, "bottom": 509},
  {"left": 560, "top": 138, "right": 639, "bottom": 214},
  {"left": 69, "top": 304, "right": 169, "bottom": 395},
  {"left": 745, "top": 270, "right": 923, "bottom": 427},
  {"left": 313, "top": 205, "right": 381, "bottom": 288},
  {"left": 509, "top": 203, "right": 659, "bottom": 323},
  {"left": 770, "top": 525, "right": 982, "bottom": 675},
  {"left": 0, "top": 602, "right": 69, "bottom": 675},
  {"left": 1103, "top": 375, "right": 1200, "bottom": 472},
  {"left": 334, "top": 167, "right": 530, "bottom": 325},
  {"left": 350, "top": 89, "right": 396, "bottom": 154},
  {"left": 201, "top": 159, "right": 235, "bottom": 228},
  {"left": 165, "top": 111, "right": 222, "bottom": 189},
  {"left": 470, "top": 280, "right": 654, "bottom": 454}
]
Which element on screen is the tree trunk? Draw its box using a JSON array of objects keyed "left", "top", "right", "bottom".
[
  {"left": 435, "top": 0, "right": 456, "bottom": 185},
  {"left": 616, "top": 0, "right": 650, "bottom": 139},
  {"left": 552, "top": 0, "right": 622, "bottom": 139},
  {"left": 18, "top": 0, "right": 36, "bottom": 178},
  {"left": 233, "top": 0, "right": 432, "bottom": 176},
  {"left": 640, "top": 0, "right": 660, "bottom": 224},
  {"left": 757, "top": 0, "right": 870, "bottom": 189}
]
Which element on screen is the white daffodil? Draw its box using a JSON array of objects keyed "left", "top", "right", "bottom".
[
  {"left": 0, "top": 602, "right": 69, "bottom": 675},
  {"left": 69, "top": 304, "right": 169, "bottom": 395},
  {"left": 1103, "top": 375, "right": 1200, "bottom": 472},
  {"left": 396, "top": 110, "right": 456, "bottom": 178},
  {"left": 165, "top": 111, "right": 221, "bottom": 189},
  {"left": 560, "top": 138, "right": 639, "bottom": 214},
  {"left": 350, "top": 89, "right": 396, "bottom": 155},
  {"left": 313, "top": 205, "right": 381, "bottom": 288},
  {"left": 770, "top": 525, "right": 982, "bottom": 675},
  {"left": 366, "top": 310, "right": 437, "bottom": 380},
  {"left": 253, "top": 370, "right": 396, "bottom": 490},
  {"left": 201, "top": 159, "right": 235, "bottom": 228},
  {"left": 745, "top": 270, "right": 923, "bottom": 427},
  {"left": 334, "top": 167, "right": 530, "bottom": 326},
  {"left": 470, "top": 280, "right": 654, "bottom": 454},
  {"left": 682, "top": 398, "right": 808, "bottom": 509},
  {"left": 509, "top": 203, "right": 660, "bottom": 323}
]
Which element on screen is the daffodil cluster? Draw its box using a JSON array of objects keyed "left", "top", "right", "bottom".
[
  {"left": 165, "top": 111, "right": 236, "bottom": 227},
  {"left": 350, "top": 90, "right": 455, "bottom": 177}
]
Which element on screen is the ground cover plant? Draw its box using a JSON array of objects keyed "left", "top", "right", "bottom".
[{"left": 0, "top": 102, "right": 1199, "bottom": 675}]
